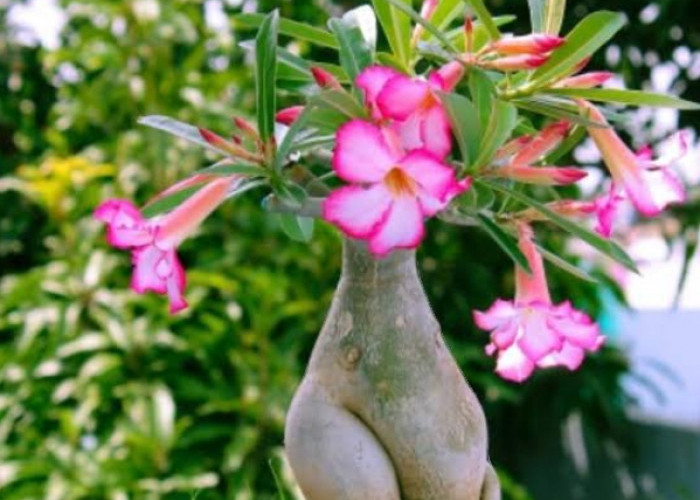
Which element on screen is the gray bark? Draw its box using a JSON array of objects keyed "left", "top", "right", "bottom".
[{"left": 285, "top": 238, "right": 500, "bottom": 500}]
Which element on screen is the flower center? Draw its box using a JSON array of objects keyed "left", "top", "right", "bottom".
[
  {"left": 384, "top": 167, "right": 417, "bottom": 198},
  {"left": 419, "top": 91, "right": 438, "bottom": 112}
]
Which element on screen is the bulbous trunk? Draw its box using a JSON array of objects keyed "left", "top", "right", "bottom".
[{"left": 285, "top": 238, "right": 500, "bottom": 500}]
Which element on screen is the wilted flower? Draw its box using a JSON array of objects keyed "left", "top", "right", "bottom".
[{"left": 474, "top": 224, "right": 605, "bottom": 382}]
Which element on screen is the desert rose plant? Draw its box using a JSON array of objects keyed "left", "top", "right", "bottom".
[{"left": 95, "top": 0, "right": 698, "bottom": 498}]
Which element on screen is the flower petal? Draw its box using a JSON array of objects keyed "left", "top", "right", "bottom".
[
  {"left": 322, "top": 184, "right": 393, "bottom": 239},
  {"left": 131, "top": 245, "right": 169, "bottom": 294},
  {"left": 399, "top": 150, "right": 458, "bottom": 201},
  {"left": 420, "top": 105, "right": 453, "bottom": 159},
  {"left": 332, "top": 120, "right": 396, "bottom": 183},
  {"left": 474, "top": 299, "right": 518, "bottom": 330},
  {"left": 94, "top": 199, "right": 151, "bottom": 248},
  {"left": 516, "top": 306, "right": 563, "bottom": 361},
  {"left": 356, "top": 65, "right": 401, "bottom": 119},
  {"left": 495, "top": 345, "right": 535, "bottom": 383},
  {"left": 368, "top": 196, "right": 425, "bottom": 256},
  {"left": 537, "top": 342, "right": 586, "bottom": 371},
  {"left": 377, "top": 76, "right": 431, "bottom": 121},
  {"left": 624, "top": 167, "right": 686, "bottom": 217}
]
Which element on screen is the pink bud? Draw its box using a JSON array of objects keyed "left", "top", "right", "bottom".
[
  {"left": 555, "top": 72, "right": 615, "bottom": 89},
  {"left": 433, "top": 61, "right": 465, "bottom": 92},
  {"left": 511, "top": 121, "right": 570, "bottom": 165},
  {"left": 491, "top": 34, "right": 564, "bottom": 55},
  {"left": 311, "top": 67, "right": 343, "bottom": 90},
  {"left": 483, "top": 54, "right": 548, "bottom": 71},
  {"left": 495, "top": 165, "right": 587, "bottom": 186},
  {"left": 275, "top": 106, "right": 305, "bottom": 125}
]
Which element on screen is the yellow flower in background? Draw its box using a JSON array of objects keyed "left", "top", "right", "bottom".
[{"left": 13, "top": 156, "right": 115, "bottom": 218}]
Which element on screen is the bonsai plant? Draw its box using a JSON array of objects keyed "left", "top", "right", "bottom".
[{"left": 94, "top": 0, "right": 697, "bottom": 498}]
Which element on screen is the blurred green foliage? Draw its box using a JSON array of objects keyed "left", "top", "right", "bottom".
[{"left": 1, "top": 1, "right": 698, "bottom": 499}]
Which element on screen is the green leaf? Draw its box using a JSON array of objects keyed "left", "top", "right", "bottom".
[
  {"left": 528, "top": 0, "right": 546, "bottom": 33},
  {"left": 255, "top": 10, "right": 280, "bottom": 142},
  {"left": 268, "top": 458, "right": 289, "bottom": 500},
  {"left": 529, "top": 0, "right": 567, "bottom": 35},
  {"left": 461, "top": 0, "right": 501, "bottom": 41},
  {"left": 278, "top": 213, "right": 315, "bottom": 242},
  {"left": 536, "top": 244, "right": 599, "bottom": 283},
  {"left": 233, "top": 14, "right": 338, "bottom": 49},
  {"left": 478, "top": 179, "right": 639, "bottom": 273},
  {"left": 372, "top": 0, "right": 411, "bottom": 68},
  {"left": 476, "top": 214, "right": 531, "bottom": 272},
  {"left": 445, "top": 16, "right": 516, "bottom": 52},
  {"left": 529, "top": 11, "right": 627, "bottom": 88},
  {"left": 328, "top": 17, "right": 373, "bottom": 85},
  {"left": 384, "top": 0, "right": 458, "bottom": 53},
  {"left": 440, "top": 92, "right": 480, "bottom": 168},
  {"left": 473, "top": 100, "right": 518, "bottom": 170},
  {"left": 512, "top": 96, "right": 612, "bottom": 127},
  {"left": 309, "top": 90, "right": 367, "bottom": 120},
  {"left": 138, "top": 115, "right": 227, "bottom": 155},
  {"left": 196, "top": 161, "right": 267, "bottom": 177},
  {"left": 142, "top": 185, "right": 204, "bottom": 218},
  {"left": 544, "top": 0, "right": 566, "bottom": 35},
  {"left": 545, "top": 87, "right": 700, "bottom": 110},
  {"left": 468, "top": 68, "right": 495, "bottom": 129},
  {"left": 427, "top": 0, "right": 466, "bottom": 33}
]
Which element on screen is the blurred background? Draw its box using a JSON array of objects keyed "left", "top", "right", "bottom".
[{"left": 1, "top": 0, "right": 700, "bottom": 499}]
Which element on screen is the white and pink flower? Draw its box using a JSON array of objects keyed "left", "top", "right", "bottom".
[
  {"left": 356, "top": 62, "right": 464, "bottom": 159},
  {"left": 580, "top": 99, "right": 688, "bottom": 217},
  {"left": 95, "top": 177, "right": 237, "bottom": 313},
  {"left": 322, "top": 120, "right": 467, "bottom": 256},
  {"left": 474, "top": 224, "right": 605, "bottom": 382}
]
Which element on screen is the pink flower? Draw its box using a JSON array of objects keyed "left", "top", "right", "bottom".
[
  {"left": 356, "top": 62, "right": 464, "bottom": 159},
  {"left": 552, "top": 185, "right": 625, "bottom": 238},
  {"left": 492, "top": 121, "right": 586, "bottom": 186},
  {"left": 580, "top": 100, "right": 687, "bottom": 217},
  {"left": 322, "top": 120, "right": 467, "bottom": 256},
  {"left": 95, "top": 177, "right": 236, "bottom": 313},
  {"left": 490, "top": 34, "right": 565, "bottom": 55},
  {"left": 474, "top": 224, "right": 604, "bottom": 382}
]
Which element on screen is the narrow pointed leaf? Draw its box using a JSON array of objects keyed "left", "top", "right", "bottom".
[
  {"left": 544, "top": 0, "right": 566, "bottom": 35},
  {"left": 536, "top": 244, "right": 599, "bottom": 283},
  {"left": 372, "top": 0, "right": 411, "bottom": 67},
  {"left": 278, "top": 213, "right": 315, "bottom": 242},
  {"left": 529, "top": 11, "right": 627, "bottom": 89},
  {"left": 255, "top": 10, "right": 280, "bottom": 142},
  {"left": 138, "top": 115, "right": 230, "bottom": 155},
  {"left": 545, "top": 87, "right": 700, "bottom": 110},
  {"left": 384, "top": 0, "right": 459, "bottom": 53},
  {"left": 473, "top": 100, "right": 518, "bottom": 170},
  {"left": 478, "top": 179, "right": 639, "bottom": 273},
  {"left": 328, "top": 18, "right": 373, "bottom": 84},
  {"left": 440, "top": 92, "right": 480, "bottom": 167},
  {"left": 233, "top": 14, "right": 338, "bottom": 49},
  {"left": 476, "top": 213, "right": 531, "bottom": 272}
]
